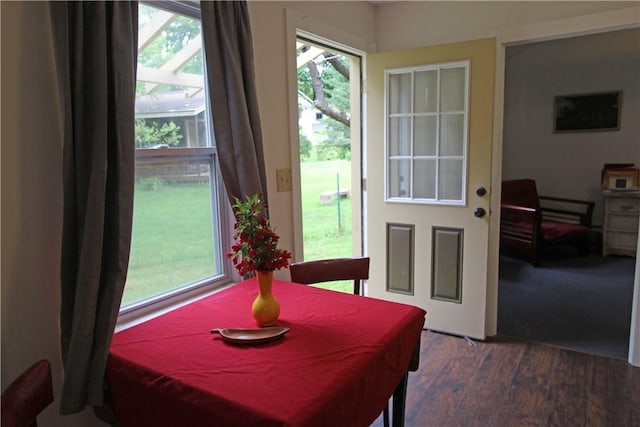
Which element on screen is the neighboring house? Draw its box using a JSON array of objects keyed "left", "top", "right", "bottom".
[
  {"left": 298, "top": 108, "right": 324, "bottom": 140},
  {"left": 136, "top": 90, "right": 207, "bottom": 148}
]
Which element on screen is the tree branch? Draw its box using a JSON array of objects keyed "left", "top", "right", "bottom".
[
  {"left": 323, "top": 54, "right": 349, "bottom": 80},
  {"left": 307, "top": 61, "right": 350, "bottom": 127}
]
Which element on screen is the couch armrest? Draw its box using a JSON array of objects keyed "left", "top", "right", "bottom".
[
  {"left": 500, "top": 204, "right": 541, "bottom": 241},
  {"left": 501, "top": 204, "right": 537, "bottom": 214}
]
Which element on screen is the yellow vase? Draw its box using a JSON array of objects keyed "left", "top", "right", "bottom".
[{"left": 252, "top": 271, "right": 280, "bottom": 326}]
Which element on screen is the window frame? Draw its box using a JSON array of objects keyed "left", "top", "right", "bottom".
[
  {"left": 384, "top": 61, "right": 470, "bottom": 206},
  {"left": 118, "top": 0, "right": 234, "bottom": 323}
]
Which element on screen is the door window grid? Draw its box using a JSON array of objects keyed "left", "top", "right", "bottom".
[{"left": 385, "top": 62, "right": 469, "bottom": 205}]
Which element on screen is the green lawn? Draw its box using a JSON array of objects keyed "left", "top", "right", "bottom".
[
  {"left": 123, "top": 160, "right": 354, "bottom": 305},
  {"left": 123, "top": 182, "right": 218, "bottom": 305},
  {"left": 299, "top": 160, "right": 353, "bottom": 293},
  {"left": 300, "top": 160, "right": 352, "bottom": 259}
]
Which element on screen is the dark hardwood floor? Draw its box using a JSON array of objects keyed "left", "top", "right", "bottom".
[{"left": 371, "top": 330, "right": 640, "bottom": 427}]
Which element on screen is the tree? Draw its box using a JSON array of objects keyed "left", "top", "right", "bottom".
[
  {"left": 298, "top": 126, "right": 312, "bottom": 160},
  {"left": 135, "top": 119, "right": 183, "bottom": 148},
  {"left": 297, "top": 47, "right": 351, "bottom": 160},
  {"left": 298, "top": 50, "right": 350, "bottom": 127}
]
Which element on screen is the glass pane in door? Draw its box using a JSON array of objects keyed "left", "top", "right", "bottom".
[
  {"left": 389, "top": 73, "right": 412, "bottom": 114},
  {"left": 440, "top": 67, "right": 465, "bottom": 112},
  {"left": 438, "top": 159, "right": 463, "bottom": 200},
  {"left": 414, "top": 116, "right": 437, "bottom": 156},
  {"left": 389, "top": 117, "right": 411, "bottom": 156},
  {"left": 385, "top": 61, "right": 468, "bottom": 204},
  {"left": 413, "top": 159, "right": 436, "bottom": 199},
  {"left": 414, "top": 70, "right": 437, "bottom": 113},
  {"left": 389, "top": 159, "right": 410, "bottom": 198},
  {"left": 439, "top": 114, "right": 464, "bottom": 156}
]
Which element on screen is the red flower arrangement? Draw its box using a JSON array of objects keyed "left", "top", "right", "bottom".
[{"left": 227, "top": 194, "right": 292, "bottom": 276}]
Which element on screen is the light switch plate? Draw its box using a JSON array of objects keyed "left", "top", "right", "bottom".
[{"left": 276, "top": 168, "right": 292, "bottom": 192}]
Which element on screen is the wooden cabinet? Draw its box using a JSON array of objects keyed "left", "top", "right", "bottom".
[{"left": 602, "top": 191, "right": 640, "bottom": 257}]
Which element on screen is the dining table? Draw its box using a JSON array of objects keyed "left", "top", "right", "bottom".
[{"left": 105, "top": 278, "right": 426, "bottom": 427}]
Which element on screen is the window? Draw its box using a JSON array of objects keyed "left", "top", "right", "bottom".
[
  {"left": 121, "top": 2, "right": 230, "bottom": 312},
  {"left": 385, "top": 61, "right": 469, "bottom": 205}
]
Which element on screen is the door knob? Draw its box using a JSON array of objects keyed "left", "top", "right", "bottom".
[
  {"left": 474, "top": 207, "right": 486, "bottom": 218},
  {"left": 476, "top": 187, "right": 487, "bottom": 197}
]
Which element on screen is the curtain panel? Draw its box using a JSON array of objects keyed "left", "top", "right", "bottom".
[
  {"left": 51, "top": 0, "right": 267, "bottom": 415},
  {"left": 50, "top": 1, "right": 138, "bottom": 415},
  {"left": 201, "top": 1, "right": 268, "bottom": 205}
]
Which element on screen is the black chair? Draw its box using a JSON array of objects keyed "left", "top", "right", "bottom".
[
  {"left": 1, "top": 360, "right": 54, "bottom": 427},
  {"left": 290, "top": 257, "right": 389, "bottom": 427}
]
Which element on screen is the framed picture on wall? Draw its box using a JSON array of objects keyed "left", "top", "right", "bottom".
[{"left": 553, "top": 91, "right": 621, "bottom": 133}]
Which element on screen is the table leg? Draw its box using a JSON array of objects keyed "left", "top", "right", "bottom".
[{"left": 391, "top": 371, "right": 408, "bottom": 427}]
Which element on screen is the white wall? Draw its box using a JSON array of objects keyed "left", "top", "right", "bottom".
[
  {"left": 502, "top": 28, "right": 640, "bottom": 226},
  {"left": 374, "top": 1, "right": 635, "bottom": 51},
  {"left": 0, "top": 2, "right": 97, "bottom": 426}
]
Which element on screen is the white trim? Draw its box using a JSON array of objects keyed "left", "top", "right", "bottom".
[
  {"left": 499, "top": 6, "right": 640, "bottom": 46},
  {"left": 116, "top": 281, "right": 235, "bottom": 332},
  {"left": 295, "top": 28, "right": 374, "bottom": 57},
  {"left": 486, "top": 35, "right": 506, "bottom": 339},
  {"left": 285, "top": 8, "right": 373, "bottom": 262},
  {"left": 137, "top": 108, "right": 204, "bottom": 119},
  {"left": 629, "top": 220, "right": 640, "bottom": 366}
]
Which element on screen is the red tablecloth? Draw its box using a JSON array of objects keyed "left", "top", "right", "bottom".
[{"left": 106, "top": 279, "right": 425, "bottom": 427}]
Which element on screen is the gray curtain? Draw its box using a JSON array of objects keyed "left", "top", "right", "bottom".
[
  {"left": 201, "top": 1, "right": 267, "bottom": 204},
  {"left": 50, "top": 2, "right": 138, "bottom": 415}
]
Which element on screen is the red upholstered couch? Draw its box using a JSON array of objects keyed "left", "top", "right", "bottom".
[{"left": 500, "top": 179, "right": 595, "bottom": 266}]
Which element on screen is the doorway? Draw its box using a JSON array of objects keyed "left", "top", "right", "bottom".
[
  {"left": 497, "top": 29, "right": 639, "bottom": 359},
  {"left": 294, "top": 36, "right": 363, "bottom": 293}
]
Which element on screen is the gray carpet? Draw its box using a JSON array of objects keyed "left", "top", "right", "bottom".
[{"left": 497, "top": 246, "right": 636, "bottom": 360}]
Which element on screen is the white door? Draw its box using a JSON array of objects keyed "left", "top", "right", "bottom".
[{"left": 365, "top": 38, "right": 496, "bottom": 339}]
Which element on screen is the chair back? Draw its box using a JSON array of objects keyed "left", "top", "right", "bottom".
[
  {"left": 290, "top": 257, "right": 370, "bottom": 296},
  {"left": 501, "top": 179, "right": 540, "bottom": 209},
  {"left": 1, "top": 360, "right": 53, "bottom": 427}
]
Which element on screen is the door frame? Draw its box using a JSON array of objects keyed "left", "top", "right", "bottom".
[
  {"left": 284, "top": 9, "right": 373, "bottom": 262},
  {"left": 490, "top": 6, "right": 640, "bottom": 364}
]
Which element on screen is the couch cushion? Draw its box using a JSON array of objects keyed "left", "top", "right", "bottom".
[{"left": 541, "top": 221, "right": 589, "bottom": 241}]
